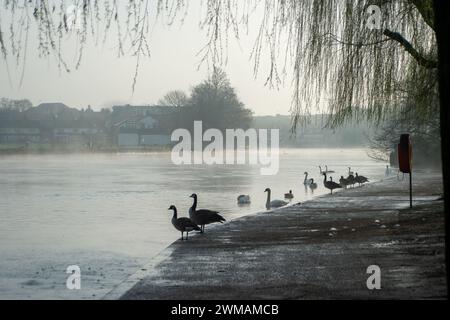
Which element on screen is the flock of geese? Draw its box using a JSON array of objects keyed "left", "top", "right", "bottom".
[
  {"left": 321, "top": 166, "right": 369, "bottom": 194},
  {"left": 169, "top": 166, "right": 370, "bottom": 241}
]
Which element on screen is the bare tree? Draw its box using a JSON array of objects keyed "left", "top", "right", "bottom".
[
  {"left": 0, "top": 1, "right": 438, "bottom": 125},
  {"left": 368, "top": 111, "right": 440, "bottom": 163},
  {"left": 158, "top": 90, "right": 188, "bottom": 107},
  {"left": 0, "top": 97, "right": 33, "bottom": 111}
]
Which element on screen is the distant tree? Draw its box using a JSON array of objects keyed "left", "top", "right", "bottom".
[
  {"left": 0, "top": 98, "right": 32, "bottom": 112},
  {"left": 100, "top": 108, "right": 112, "bottom": 114},
  {"left": 158, "top": 90, "right": 188, "bottom": 107},
  {"left": 188, "top": 68, "right": 253, "bottom": 131}
]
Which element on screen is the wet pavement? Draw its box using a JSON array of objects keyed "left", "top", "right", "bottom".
[{"left": 112, "top": 170, "right": 446, "bottom": 300}]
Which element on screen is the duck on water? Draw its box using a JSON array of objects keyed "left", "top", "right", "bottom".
[
  {"left": 284, "top": 190, "right": 294, "bottom": 199},
  {"left": 189, "top": 193, "right": 226, "bottom": 233}
]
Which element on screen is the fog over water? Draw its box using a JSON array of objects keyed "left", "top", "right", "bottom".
[{"left": 0, "top": 149, "right": 387, "bottom": 299}]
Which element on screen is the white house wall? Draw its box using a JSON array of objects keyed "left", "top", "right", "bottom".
[
  {"left": 118, "top": 133, "right": 139, "bottom": 146},
  {"left": 140, "top": 135, "right": 171, "bottom": 146}
]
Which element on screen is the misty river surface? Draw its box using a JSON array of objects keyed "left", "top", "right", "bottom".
[{"left": 0, "top": 149, "right": 387, "bottom": 299}]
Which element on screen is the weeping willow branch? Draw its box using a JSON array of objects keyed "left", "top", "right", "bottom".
[
  {"left": 383, "top": 28, "right": 437, "bottom": 69},
  {"left": 0, "top": 0, "right": 439, "bottom": 129}
]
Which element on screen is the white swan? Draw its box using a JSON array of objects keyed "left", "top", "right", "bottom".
[
  {"left": 264, "top": 188, "right": 288, "bottom": 209},
  {"left": 319, "top": 165, "right": 335, "bottom": 174},
  {"left": 303, "top": 172, "right": 314, "bottom": 185},
  {"left": 309, "top": 179, "right": 318, "bottom": 190}
]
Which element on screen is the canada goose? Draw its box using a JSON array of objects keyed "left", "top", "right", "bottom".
[
  {"left": 303, "top": 172, "right": 313, "bottom": 185},
  {"left": 309, "top": 179, "right": 318, "bottom": 190},
  {"left": 189, "top": 194, "right": 226, "bottom": 233},
  {"left": 323, "top": 173, "right": 341, "bottom": 194},
  {"left": 169, "top": 205, "right": 201, "bottom": 241},
  {"left": 355, "top": 173, "right": 369, "bottom": 186},
  {"left": 348, "top": 167, "right": 354, "bottom": 175},
  {"left": 346, "top": 173, "right": 355, "bottom": 188},
  {"left": 237, "top": 195, "right": 251, "bottom": 204},
  {"left": 264, "top": 188, "right": 288, "bottom": 209},
  {"left": 284, "top": 190, "right": 294, "bottom": 199},
  {"left": 339, "top": 176, "right": 349, "bottom": 189}
]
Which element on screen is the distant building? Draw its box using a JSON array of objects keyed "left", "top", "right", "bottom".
[
  {"left": 0, "top": 103, "right": 179, "bottom": 149},
  {"left": 0, "top": 102, "right": 111, "bottom": 148},
  {"left": 112, "top": 106, "right": 179, "bottom": 147},
  {"left": 0, "top": 127, "right": 41, "bottom": 143}
]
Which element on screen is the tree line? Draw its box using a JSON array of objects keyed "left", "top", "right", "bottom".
[{"left": 157, "top": 68, "right": 253, "bottom": 132}]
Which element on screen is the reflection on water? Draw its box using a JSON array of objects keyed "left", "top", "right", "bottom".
[{"left": 0, "top": 148, "right": 386, "bottom": 299}]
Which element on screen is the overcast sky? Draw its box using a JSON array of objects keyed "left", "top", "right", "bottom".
[{"left": 0, "top": 2, "right": 304, "bottom": 116}]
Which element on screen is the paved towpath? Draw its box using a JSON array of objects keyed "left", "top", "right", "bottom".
[{"left": 107, "top": 170, "right": 446, "bottom": 299}]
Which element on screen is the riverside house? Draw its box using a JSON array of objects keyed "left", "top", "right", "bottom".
[
  {"left": 0, "top": 103, "right": 111, "bottom": 149},
  {"left": 111, "top": 105, "right": 179, "bottom": 148},
  {"left": 0, "top": 103, "right": 182, "bottom": 150}
]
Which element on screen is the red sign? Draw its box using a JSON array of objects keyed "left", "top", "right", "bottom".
[{"left": 398, "top": 134, "right": 412, "bottom": 173}]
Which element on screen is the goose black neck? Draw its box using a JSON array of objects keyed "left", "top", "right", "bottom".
[
  {"left": 323, "top": 173, "right": 327, "bottom": 183},
  {"left": 171, "top": 207, "right": 177, "bottom": 219},
  {"left": 191, "top": 197, "right": 197, "bottom": 211}
]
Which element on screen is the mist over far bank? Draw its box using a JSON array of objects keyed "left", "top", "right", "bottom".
[{"left": 0, "top": 102, "right": 372, "bottom": 155}]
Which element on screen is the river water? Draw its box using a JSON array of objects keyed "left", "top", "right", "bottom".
[{"left": 0, "top": 148, "right": 387, "bottom": 299}]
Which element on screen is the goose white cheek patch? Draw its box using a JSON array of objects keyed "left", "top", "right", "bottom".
[{"left": 170, "top": 121, "right": 280, "bottom": 176}]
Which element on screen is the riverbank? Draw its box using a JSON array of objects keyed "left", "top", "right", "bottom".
[
  {"left": 0, "top": 143, "right": 173, "bottom": 155},
  {"left": 115, "top": 170, "right": 446, "bottom": 300}
]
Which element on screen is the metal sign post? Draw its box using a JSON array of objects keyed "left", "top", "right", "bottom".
[
  {"left": 409, "top": 171, "right": 412, "bottom": 208},
  {"left": 398, "top": 134, "right": 413, "bottom": 208}
]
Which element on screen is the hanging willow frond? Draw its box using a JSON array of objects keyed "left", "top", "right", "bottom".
[{"left": 0, "top": 0, "right": 437, "bottom": 128}]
